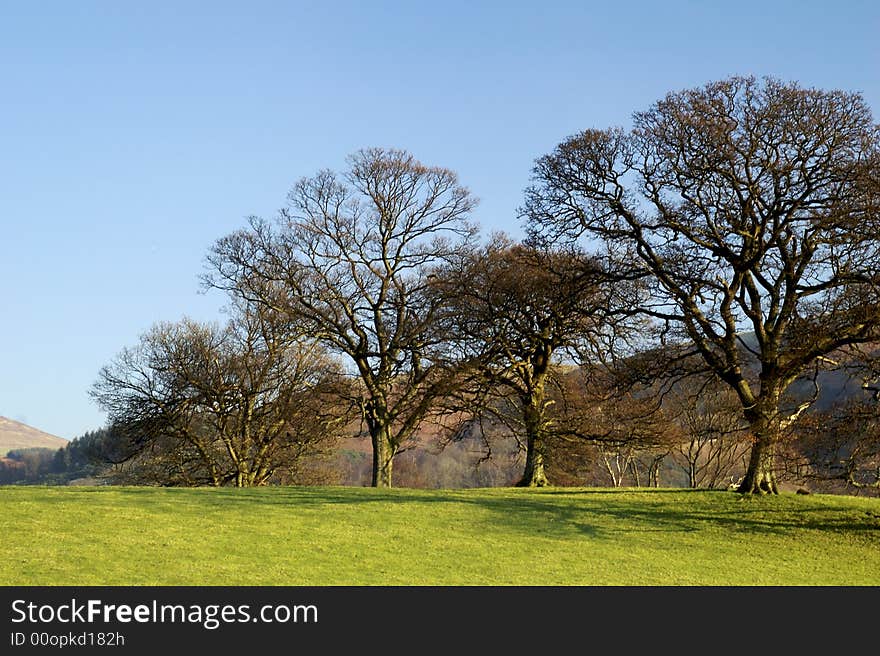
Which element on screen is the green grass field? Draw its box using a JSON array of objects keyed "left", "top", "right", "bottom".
[{"left": 2, "top": 486, "right": 879, "bottom": 585}]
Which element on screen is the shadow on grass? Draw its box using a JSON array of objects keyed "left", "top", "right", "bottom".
[{"left": 74, "top": 486, "right": 880, "bottom": 542}]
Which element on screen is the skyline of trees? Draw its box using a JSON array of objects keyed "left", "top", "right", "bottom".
[{"left": 74, "top": 77, "right": 879, "bottom": 495}]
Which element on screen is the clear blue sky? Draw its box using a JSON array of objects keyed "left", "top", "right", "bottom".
[{"left": 1, "top": 1, "right": 878, "bottom": 440}]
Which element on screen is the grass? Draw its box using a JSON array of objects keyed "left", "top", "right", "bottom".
[{"left": 1, "top": 486, "right": 879, "bottom": 585}]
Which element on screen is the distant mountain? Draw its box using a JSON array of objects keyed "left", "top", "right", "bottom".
[{"left": 0, "top": 417, "right": 68, "bottom": 456}]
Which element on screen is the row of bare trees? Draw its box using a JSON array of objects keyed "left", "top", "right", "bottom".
[{"left": 92, "top": 76, "right": 880, "bottom": 493}]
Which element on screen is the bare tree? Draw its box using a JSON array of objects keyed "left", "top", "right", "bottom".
[
  {"left": 432, "top": 234, "right": 611, "bottom": 486},
  {"left": 524, "top": 76, "right": 880, "bottom": 494},
  {"left": 666, "top": 376, "right": 750, "bottom": 489},
  {"left": 205, "top": 148, "right": 478, "bottom": 487},
  {"left": 555, "top": 371, "right": 681, "bottom": 487},
  {"left": 91, "top": 302, "right": 348, "bottom": 486}
]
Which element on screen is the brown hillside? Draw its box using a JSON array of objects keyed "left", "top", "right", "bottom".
[{"left": 0, "top": 417, "right": 68, "bottom": 456}]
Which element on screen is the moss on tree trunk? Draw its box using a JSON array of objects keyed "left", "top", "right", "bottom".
[
  {"left": 517, "top": 394, "right": 549, "bottom": 487},
  {"left": 370, "top": 425, "right": 395, "bottom": 488},
  {"left": 518, "top": 440, "right": 549, "bottom": 487},
  {"left": 737, "top": 410, "right": 780, "bottom": 494}
]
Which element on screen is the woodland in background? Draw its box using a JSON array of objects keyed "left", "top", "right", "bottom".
[{"left": 5, "top": 364, "right": 878, "bottom": 496}]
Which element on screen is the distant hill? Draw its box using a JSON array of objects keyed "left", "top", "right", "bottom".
[{"left": 0, "top": 417, "right": 68, "bottom": 456}]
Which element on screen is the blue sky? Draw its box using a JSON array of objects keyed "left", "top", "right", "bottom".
[{"left": 1, "top": 1, "right": 878, "bottom": 440}]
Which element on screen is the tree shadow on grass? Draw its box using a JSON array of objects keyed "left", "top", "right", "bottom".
[{"left": 93, "top": 486, "right": 880, "bottom": 542}]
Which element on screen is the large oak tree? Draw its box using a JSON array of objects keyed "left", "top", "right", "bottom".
[{"left": 524, "top": 76, "right": 880, "bottom": 494}]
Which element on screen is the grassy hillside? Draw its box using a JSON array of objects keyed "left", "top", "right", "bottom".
[
  {"left": 0, "top": 416, "right": 68, "bottom": 455},
  {"left": 1, "top": 486, "right": 878, "bottom": 585}
]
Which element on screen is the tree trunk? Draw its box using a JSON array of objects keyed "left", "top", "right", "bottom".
[
  {"left": 370, "top": 423, "right": 395, "bottom": 488},
  {"left": 737, "top": 408, "right": 780, "bottom": 494},
  {"left": 518, "top": 437, "right": 549, "bottom": 487},
  {"left": 234, "top": 468, "right": 257, "bottom": 488},
  {"left": 629, "top": 459, "right": 641, "bottom": 487},
  {"left": 517, "top": 396, "right": 549, "bottom": 487},
  {"left": 649, "top": 456, "right": 663, "bottom": 487},
  {"left": 363, "top": 399, "right": 397, "bottom": 488}
]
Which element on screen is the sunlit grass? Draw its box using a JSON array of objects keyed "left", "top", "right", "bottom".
[{"left": 2, "top": 486, "right": 878, "bottom": 585}]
